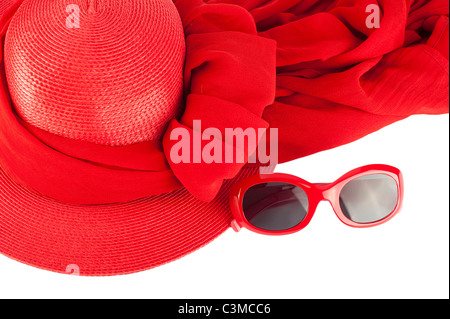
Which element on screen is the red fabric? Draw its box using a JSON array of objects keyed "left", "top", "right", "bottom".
[
  {"left": 162, "top": 3, "right": 277, "bottom": 201},
  {"left": 241, "top": 0, "right": 449, "bottom": 162}
]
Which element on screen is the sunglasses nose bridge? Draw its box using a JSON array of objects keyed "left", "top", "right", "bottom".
[{"left": 314, "top": 183, "right": 338, "bottom": 202}]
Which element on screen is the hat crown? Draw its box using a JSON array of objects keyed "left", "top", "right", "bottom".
[{"left": 4, "top": 0, "right": 185, "bottom": 146}]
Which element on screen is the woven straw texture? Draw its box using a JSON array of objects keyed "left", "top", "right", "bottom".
[
  {"left": 0, "top": 165, "right": 257, "bottom": 276},
  {"left": 4, "top": 0, "right": 185, "bottom": 145},
  {"left": 0, "top": 0, "right": 17, "bottom": 13}
]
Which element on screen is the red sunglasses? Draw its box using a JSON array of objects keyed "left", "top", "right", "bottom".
[{"left": 230, "top": 165, "right": 404, "bottom": 235}]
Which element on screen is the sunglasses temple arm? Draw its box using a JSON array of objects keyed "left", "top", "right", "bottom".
[{"left": 230, "top": 220, "right": 242, "bottom": 232}]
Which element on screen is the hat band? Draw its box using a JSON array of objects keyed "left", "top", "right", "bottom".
[{"left": 0, "top": 80, "right": 183, "bottom": 205}]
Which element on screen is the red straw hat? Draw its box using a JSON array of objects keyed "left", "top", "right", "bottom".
[
  {"left": 1, "top": 0, "right": 448, "bottom": 276},
  {"left": 0, "top": 0, "right": 276, "bottom": 276}
]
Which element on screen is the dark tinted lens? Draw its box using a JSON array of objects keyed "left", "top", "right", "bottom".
[
  {"left": 242, "top": 182, "right": 309, "bottom": 231},
  {"left": 339, "top": 174, "right": 398, "bottom": 224}
]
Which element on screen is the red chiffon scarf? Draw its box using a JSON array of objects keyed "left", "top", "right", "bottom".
[{"left": 238, "top": 0, "right": 449, "bottom": 162}]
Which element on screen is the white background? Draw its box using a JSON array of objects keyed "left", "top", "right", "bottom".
[{"left": 0, "top": 114, "right": 448, "bottom": 299}]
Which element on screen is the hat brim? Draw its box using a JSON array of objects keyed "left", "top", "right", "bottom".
[{"left": 0, "top": 165, "right": 257, "bottom": 276}]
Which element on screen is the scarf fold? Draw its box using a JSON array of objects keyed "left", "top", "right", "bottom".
[{"left": 163, "top": 0, "right": 277, "bottom": 201}]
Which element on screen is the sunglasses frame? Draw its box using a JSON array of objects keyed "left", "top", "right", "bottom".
[{"left": 230, "top": 164, "right": 404, "bottom": 235}]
